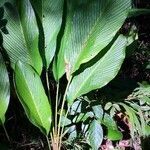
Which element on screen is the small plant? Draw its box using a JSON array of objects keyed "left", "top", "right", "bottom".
[
  {"left": 103, "top": 82, "right": 150, "bottom": 149},
  {"left": 0, "top": 0, "right": 149, "bottom": 149}
]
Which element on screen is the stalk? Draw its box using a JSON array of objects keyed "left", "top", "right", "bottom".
[
  {"left": 57, "top": 78, "right": 72, "bottom": 149},
  {"left": 46, "top": 71, "right": 52, "bottom": 150},
  {"left": 55, "top": 82, "right": 60, "bottom": 134},
  {"left": 2, "top": 123, "right": 10, "bottom": 142},
  {"left": 46, "top": 71, "right": 51, "bottom": 101},
  {"left": 46, "top": 135, "right": 51, "bottom": 150},
  {"left": 59, "top": 108, "right": 69, "bottom": 150}
]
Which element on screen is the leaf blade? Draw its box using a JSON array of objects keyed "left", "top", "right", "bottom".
[
  {"left": 2, "top": 0, "right": 42, "bottom": 74},
  {"left": 31, "top": 0, "right": 64, "bottom": 68},
  {"left": 0, "top": 53, "right": 10, "bottom": 124},
  {"left": 14, "top": 61, "right": 52, "bottom": 135},
  {"left": 67, "top": 35, "right": 127, "bottom": 104},
  {"left": 102, "top": 113, "right": 122, "bottom": 141},
  {"left": 55, "top": 0, "right": 131, "bottom": 79},
  {"left": 87, "top": 119, "right": 103, "bottom": 150}
]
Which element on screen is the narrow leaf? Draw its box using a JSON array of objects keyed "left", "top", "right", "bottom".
[
  {"left": 67, "top": 35, "right": 127, "bottom": 105},
  {"left": 0, "top": 53, "right": 10, "bottom": 124},
  {"left": 119, "top": 103, "right": 142, "bottom": 137},
  {"left": 14, "top": 61, "right": 52, "bottom": 135}
]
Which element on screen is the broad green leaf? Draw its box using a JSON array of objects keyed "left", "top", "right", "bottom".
[
  {"left": 1, "top": 0, "right": 42, "bottom": 74},
  {"left": 102, "top": 113, "right": 117, "bottom": 130},
  {"left": 145, "top": 125, "right": 150, "bottom": 137},
  {"left": 69, "top": 100, "right": 82, "bottom": 115},
  {"left": 60, "top": 115, "right": 71, "bottom": 127},
  {"left": 55, "top": 0, "right": 131, "bottom": 80},
  {"left": 30, "top": 0, "right": 64, "bottom": 68},
  {"left": 107, "top": 129, "right": 123, "bottom": 141},
  {"left": 102, "top": 113, "right": 122, "bottom": 140},
  {"left": 87, "top": 120, "right": 103, "bottom": 150},
  {"left": 92, "top": 105, "right": 103, "bottom": 121},
  {"left": 0, "top": 53, "right": 10, "bottom": 124},
  {"left": 67, "top": 35, "right": 127, "bottom": 105},
  {"left": 67, "top": 125, "right": 77, "bottom": 142},
  {"left": 14, "top": 61, "right": 51, "bottom": 135}
]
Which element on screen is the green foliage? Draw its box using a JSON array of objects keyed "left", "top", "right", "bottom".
[
  {"left": 104, "top": 82, "right": 150, "bottom": 139},
  {"left": 58, "top": 97, "right": 123, "bottom": 148},
  {"left": 54, "top": 0, "right": 131, "bottom": 80},
  {"left": 103, "top": 113, "right": 123, "bottom": 141},
  {"left": 30, "top": 0, "right": 64, "bottom": 68},
  {"left": 1, "top": 0, "right": 149, "bottom": 149},
  {"left": 1, "top": 0, "right": 43, "bottom": 74},
  {"left": 67, "top": 35, "right": 127, "bottom": 105},
  {"left": 87, "top": 120, "right": 103, "bottom": 150},
  {"left": 14, "top": 61, "right": 52, "bottom": 135},
  {"left": 0, "top": 53, "right": 10, "bottom": 124}
]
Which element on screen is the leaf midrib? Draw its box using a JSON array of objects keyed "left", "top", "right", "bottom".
[
  {"left": 69, "top": 37, "right": 125, "bottom": 102},
  {"left": 71, "top": 0, "right": 113, "bottom": 72},
  {"left": 17, "top": 67, "right": 45, "bottom": 128},
  {"left": 17, "top": 2, "right": 32, "bottom": 64}
]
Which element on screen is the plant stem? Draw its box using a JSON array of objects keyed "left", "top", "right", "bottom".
[
  {"left": 46, "top": 136, "right": 51, "bottom": 150},
  {"left": 57, "top": 78, "right": 72, "bottom": 149},
  {"left": 46, "top": 71, "right": 53, "bottom": 150},
  {"left": 60, "top": 107, "right": 69, "bottom": 137},
  {"left": 55, "top": 82, "right": 59, "bottom": 134},
  {"left": 59, "top": 108, "right": 69, "bottom": 150},
  {"left": 46, "top": 71, "right": 51, "bottom": 101},
  {"left": 2, "top": 123, "right": 10, "bottom": 142}
]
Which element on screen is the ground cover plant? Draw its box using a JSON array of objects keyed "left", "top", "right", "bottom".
[{"left": 0, "top": 0, "right": 150, "bottom": 149}]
